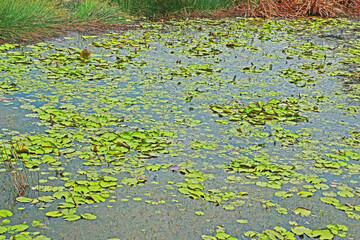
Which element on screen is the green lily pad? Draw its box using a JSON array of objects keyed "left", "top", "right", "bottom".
[
  {"left": 297, "top": 191, "right": 313, "bottom": 197},
  {"left": 320, "top": 197, "right": 340, "bottom": 206},
  {"left": 100, "top": 180, "right": 117, "bottom": 188},
  {"left": 291, "top": 226, "right": 312, "bottom": 236},
  {"left": 195, "top": 211, "right": 204, "bottom": 216},
  {"left": 16, "top": 197, "right": 33, "bottom": 203},
  {"left": 310, "top": 229, "right": 334, "bottom": 240},
  {"left": 236, "top": 219, "right": 248, "bottom": 224},
  {"left": 8, "top": 224, "right": 29, "bottom": 232},
  {"left": 46, "top": 211, "right": 63, "bottom": 217},
  {"left": 293, "top": 207, "right": 311, "bottom": 217},
  {"left": 0, "top": 226, "right": 7, "bottom": 234},
  {"left": 81, "top": 213, "right": 97, "bottom": 220},
  {"left": 274, "top": 191, "right": 293, "bottom": 199},
  {"left": 63, "top": 214, "right": 81, "bottom": 221},
  {"left": 0, "top": 210, "right": 12, "bottom": 218},
  {"left": 74, "top": 185, "right": 90, "bottom": 194}
]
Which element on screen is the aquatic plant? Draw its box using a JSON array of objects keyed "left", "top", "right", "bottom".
[
  {"left": 1, "top": 147, "right": 29, "bottom": 197},
  {"left": 0, "top": 17, "right": 360, "bottom": 239}
]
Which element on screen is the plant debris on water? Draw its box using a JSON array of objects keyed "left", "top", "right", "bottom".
[{"left": 0, "top": 17, "right": 360, "bottom": 239}]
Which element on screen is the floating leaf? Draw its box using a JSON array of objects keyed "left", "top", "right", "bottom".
[
  {"left": 320, "top": 197, "right": 340, "bottom": 206},
  {"left": 276, "top": 207, "right": 288, "bottom": 214},
  {"left": 310, "top": 229, "right": 334, "bottom": 240},
  {"left": 236, "top": 219, "right": 248, "bottom": 224},
  {"left": 102, "top": 176, "right": 118, "bottom": 182},
  {"left": 291, "top": 226, "right": 312, "bottom": 236},
  {"left": 38, "top": 196, "right": 55, "bottom": 203},
  {"left": 31, "top": 219, "right": 45, "bottom": 228},
  {"left": 16, "top": 197, "right": 33, "bottom": 203},
  {"left": 338, "top": 190, "right": 354, "bottom": 198},
  {"left": 297, "top": 191, "right": 313, "bottom": 197},
  {"left": 74, "top": 185, "right": 90, "bottom": 194},
  {"left": 195, "top": 211, "right": 204, "bottom": 216},
  {"left": 53, "top": 191, "right": 72, "bottom": 199},
  {"left": 293, "top": 207, "right": 311, "bottom": 217},
  {"left": 0, "top": 209, "right": 12, "bottom": 218},
  {"left": 100, "top": 180, "right": 117, "bottom": 188},
  {"left": 0, "top": 226, "right": 7, "bottom": 234},
  {"left": 63, "top": 214, "right": 81, "bottom": 221},
  {"left": 81, "top": 213, "right": 97, "bottom": 220},
  {"left": 274, "top": 191, "right": 293, "bottom": 199},
  {"left": 46, "top": 211, "right": 63, "bottom": 217},
  {"left": 8, "top": 224, "right": 29, "bottom": 232}
]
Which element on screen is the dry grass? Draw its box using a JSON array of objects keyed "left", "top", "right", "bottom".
[{"left": 236, "top": 0, "right": 360, "bottom": 18}]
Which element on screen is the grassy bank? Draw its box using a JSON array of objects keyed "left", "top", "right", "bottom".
[
  {"left": 0, "top": 0, "right": 66, "bottom": 42},
  {"left": 1, "top": 0, "right": 359, "bottom": 43},
  {"left": 0, "top": 0, "right": 240, "bottom": 43},
  {"left": 0, "top": 0, "right": 124, "bottom": 43},
  {"left": 113, "top": 0, "right": 239, "bottom": 19},
  {"left": 111, "top": 0, "right": 360, "bottom": 19}
]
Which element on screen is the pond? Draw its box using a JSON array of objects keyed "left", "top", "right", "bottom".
[{"left": 0, "top": 17, "right": 359, "bottom": 240}]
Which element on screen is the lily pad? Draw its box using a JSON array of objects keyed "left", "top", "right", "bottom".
[
  {"left": 0, "top": 210, "right": 12, "bottom": 218},
  {"left": 293, "top": 207, "right": 311, "bottom": 217},
  {"left": 63, "top": 214, "right": 81, "bottom": 221},
  {"left": 46, "top": 211, "right": 63, "bottom": 217},
  {"left": 81, "top": 213, "right": 97, "bottom": 220}
]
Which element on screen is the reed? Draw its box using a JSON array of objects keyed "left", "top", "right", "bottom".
[
  {"left": 67, "top": 0, "right": 121, "bottom": 22},
  {"left": 112, "top": 0, "right": 239, "bottom": 19},
  {"left": 0, "top": 0, "right": 123, "bottom": 42},
  {"left": 0, "top": 0, "right": 67, "bottom": 40},
  {"left": 1, "top": 147, "right": 29, "bottom": 197}
]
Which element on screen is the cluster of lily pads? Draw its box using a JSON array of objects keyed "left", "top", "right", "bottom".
[
  {"left": 211, "top": 98, "right": 307, "bottom": 125},
  {"left": 0, "top": 16, "right": 359, "bottom": 239},
  {"left": 0, "top": 209, "right": 50, "bottom": 240}
]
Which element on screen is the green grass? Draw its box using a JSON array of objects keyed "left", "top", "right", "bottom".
[
  {"left": 113, "top": 0, "right": 239, "bottom": 19},
  {"left": 0, "top": 0, "right": 242, "bottom": 42},
  {"left": 0, "top": 0, "right": 123, "bottom": 42},
  {"left": 67, "top": 0, "right": 121, "bottom": 23},
  {"left": 0, "top": 0, "right": 67, "bottom": 40}
]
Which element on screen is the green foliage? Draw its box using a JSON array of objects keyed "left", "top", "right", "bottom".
[
  {"left": 0, "top": 0, "right": 123, "bottom": 42},
  {"left": 68, "top": 0, "right": 121, "bottom": 22},
  {"left": 112, "top": 0, "right": 237, "bottom": 18},
  {"left": 0, "top": 0, "right": 67, "bottom": 39}
]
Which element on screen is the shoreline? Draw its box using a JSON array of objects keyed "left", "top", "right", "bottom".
[
  {"left": 1, "top": 0, "right": 359, "bottom": 46},
  {"left": 0, "top": 22, "right": 138, "bottom": 45}
]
